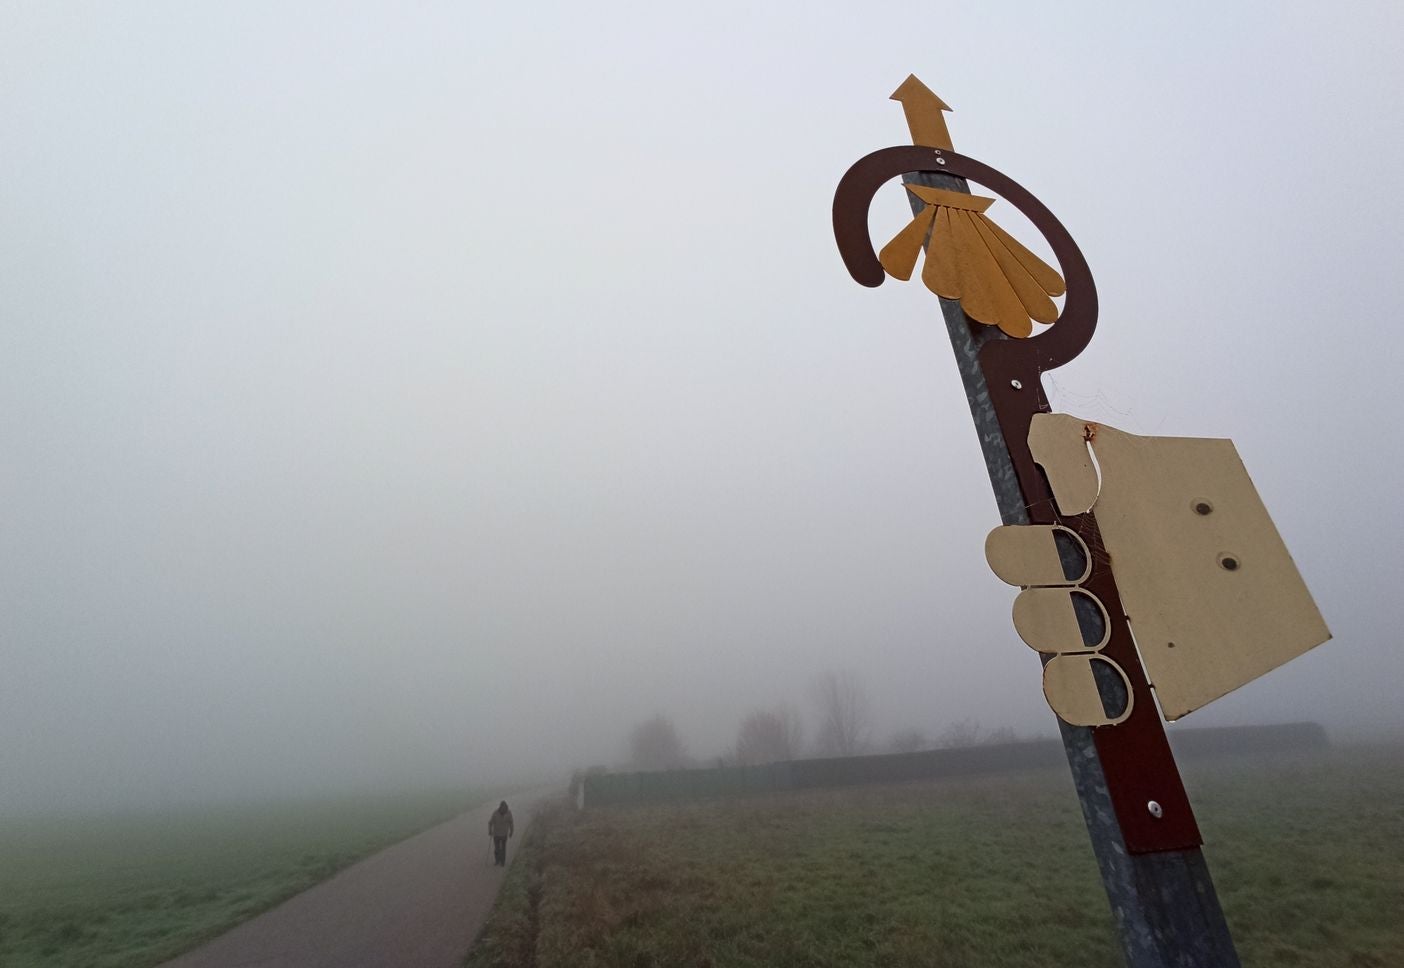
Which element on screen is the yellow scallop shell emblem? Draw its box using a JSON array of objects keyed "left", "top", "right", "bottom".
[{"left": 879, "top": 184, "right": 1065, "bottom": 338}]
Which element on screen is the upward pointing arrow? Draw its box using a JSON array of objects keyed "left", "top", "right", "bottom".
[{"left": 890, "top": 74, "right": 954, "bottom": 150}]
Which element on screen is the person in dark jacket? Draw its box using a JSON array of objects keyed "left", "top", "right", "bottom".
[{"left": 488, "top": 801, "right": 514, "bottom": 866}]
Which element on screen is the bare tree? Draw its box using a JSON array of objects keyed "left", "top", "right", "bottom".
[
  {"left": 888, "top": 728, "right": 930, "bottom": 754},
  {"left": 939, "top": 718, "right": 983, "bottom": 747},
  {"left": 811, "top": 671, "right": 869, "bottom": 756},
  {"left": 627, "top": 714, "right": 687, "bottom": 770},
  {"left": 734, "top": 706, "right": 804, "bottom": 765},
  {"left": 983, "top": 725, "right": 1018, "bottom": 745},
  {"left": 938, "top": 719, "right": 1020, "bottom": 748}
]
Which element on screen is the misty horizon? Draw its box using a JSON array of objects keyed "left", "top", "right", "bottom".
[{"left": 5, "top": 1, "right": 1403, "bottom": 815}]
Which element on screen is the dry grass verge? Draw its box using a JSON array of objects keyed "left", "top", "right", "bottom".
[{"left": 466, "top": 746, "right": 1404, "bottom": 968}]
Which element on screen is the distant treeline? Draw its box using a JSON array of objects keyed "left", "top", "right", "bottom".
[{"left": 581, "top": 721, "right": 1328, "bottom": 808}]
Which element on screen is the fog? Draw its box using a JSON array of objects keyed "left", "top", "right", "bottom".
[{"left": 4, "top": 1, "right": 1402, "bottom": 813}]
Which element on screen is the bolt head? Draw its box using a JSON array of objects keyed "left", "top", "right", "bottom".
[{"left": 1147, "top": 800, "right": 1164, "bottom": 818}]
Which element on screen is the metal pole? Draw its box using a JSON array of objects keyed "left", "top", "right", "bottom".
[{"left": 900, "top": 168, "right": 1240, "bottom": 968}]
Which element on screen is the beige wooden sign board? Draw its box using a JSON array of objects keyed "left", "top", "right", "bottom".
[{"left": 1026, "top": 413, "right": 1331, "bottom": 721}]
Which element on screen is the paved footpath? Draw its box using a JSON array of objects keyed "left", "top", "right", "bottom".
[{"left": 160, "top": 790, "right": 554, "bottom": 968}]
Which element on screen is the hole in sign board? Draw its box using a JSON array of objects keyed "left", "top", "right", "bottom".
[
  {"left": 1012, "top": 588, "right": 1110, "bottom": 653},
  {"left": 1043, "top": 654, "right": 1133, "bottom": 727},
  {"left": 985, "top": 525, "right": 1090, "bottom": 587},
  {"left": 1051, "top": 528, "right": 1090, "bottom": 584}
]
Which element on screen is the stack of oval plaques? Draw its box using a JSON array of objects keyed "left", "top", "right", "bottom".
[{"left": 985, "top": 524, "right": 1132, "bottom": 727}]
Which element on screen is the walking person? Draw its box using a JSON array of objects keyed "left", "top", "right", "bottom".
[{"left": 488, "top": 800, "right": 514, "bottom": 867}]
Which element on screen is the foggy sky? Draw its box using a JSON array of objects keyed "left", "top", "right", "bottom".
[{"left": 4, "top": 1, "right": 1402, "bottom": 813}]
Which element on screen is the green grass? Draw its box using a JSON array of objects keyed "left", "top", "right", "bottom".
[
  {"left": 468, "top": 746, "right": 1404, "bottom": 968},
  {"left": 0, "top": 787, "right": 492, "bottom": 968}
]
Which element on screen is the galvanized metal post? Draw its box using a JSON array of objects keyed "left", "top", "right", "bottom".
[{"left": 901, "top": 168, "right": 1240, "bottom": 968}]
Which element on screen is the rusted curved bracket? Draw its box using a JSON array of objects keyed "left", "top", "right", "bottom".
[
  {"left": 833, "top": 145, "right": 1100, "bottom": 514},
  {"left": 832, "top": 145, "right": 1098, "bottom": 371}
]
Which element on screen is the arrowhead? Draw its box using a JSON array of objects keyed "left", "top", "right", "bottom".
[
  {"left": 890, "top": 74, "right": 954, "bottom": 149},
  {"left": 890, "top": 74, "right": 952, "bottom": 113}
]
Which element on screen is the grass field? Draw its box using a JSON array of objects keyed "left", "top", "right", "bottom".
[
  {"left": 468, "top": 746, "right": 1404, "bottom": 968},
  {"left": 0, "top": 787, "right": 492, "bottom": 968}
]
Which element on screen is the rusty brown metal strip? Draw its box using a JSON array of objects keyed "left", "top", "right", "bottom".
[{"left": 833, "top": 145, "right": 1201, "bottom": 854}]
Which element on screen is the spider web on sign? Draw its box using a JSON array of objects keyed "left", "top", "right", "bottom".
[{"left": 1043, "top": 374, "right": 1168, "bottom": 437}]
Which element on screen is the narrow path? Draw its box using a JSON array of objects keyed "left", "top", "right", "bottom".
[{"left": 159, "top": 790, "right": 554, "bottom": 968}]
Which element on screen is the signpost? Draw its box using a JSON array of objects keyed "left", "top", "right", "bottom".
[{"left": 832, "top": 77, "right": 1330, "bottom": 967}]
